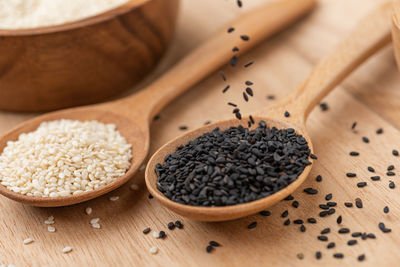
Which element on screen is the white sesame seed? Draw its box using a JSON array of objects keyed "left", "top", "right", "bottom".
[
  {"left": 62, "top": 246, "right": 72, "bottom": 253},
  {"left": 130, "top": 184, "right": 139, "bottom": 191},
  {"left": 23, "top": 238, "right": 34, "bottom": 245},
  {"left": 109, "top": 196, "right": 119, "bottom": 201},
  {"left": 44, "top": 219, "right": 55, "bottom": 225},
  {"left": 152, "top": 231, "right": 160, "bottom": 238},
  {"left": 91, "top": 223, "right": 101, "bottom": 229},
  {"left": 47, "top": 226, "right": 56, "bottom": 232},
  {"left": 139, "top": 164, "right": 146, "bottom": 171},
  {"left": 85, "top": 207, "right": 92, "bottom": 215},
  {"left": 90, "top": 218, "right": 100, "bottom": 224},
  {"left": 149, "top": 247, "right": 158, "bottom": 254}
]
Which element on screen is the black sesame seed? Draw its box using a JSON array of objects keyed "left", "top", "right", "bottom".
[
  {"left": 284, "top": 195, "right": 294, "bottom": 201},
  {"left": 355, "top": 198, "right": 363, "bottom": 208},
  {"left": 222, "top": 85, "right": 230, "bottom": 93},
  {"left": 358, "top": 254, "right": 366, "bottom": 262},
  {"left": 227, "top": 27, "right": 235, "bottom": 33},
  {"left": 259, "top": 210, "right": 271, "bottom": 216},
  {"left": 362, "top": 136, "right": 369, "bottom": 143},
  {"left": 319, "top": 204, "right": 329, "bottom": 210},
  {"left": 245, "top": 81, "right": 253, "bottom": 86},
  {"left": 367, "top": 166, "right": 375, "bottom": 173},
  {"left": 316, "top": 251, "right": 322, "bottom": 260},
  {"left": 246, "top": 87, "right": 254, "bottom": 97},
  {"left": 327, "top": 202, "right": 337, "bottom": 207},
  {"left": 345, "top": 202, "right": 353, "bottom": 208},
  {"left": 349, "top": 151, "right": 359, "bottom": 156},
  {"left": 243, "top": 92, "right": 249, "bottom": 102},
  {"left": 393, "top": 149, "right": 399, "bottom": 156},
  {"left": 387, "top": 171, "right": 395, "bottom": 176},
  {"left": 310, "top": 154, "right": 318, "bottom": 160},
  {"left": 325, "top": 193, "right": 332, "bottom": 201},
  {"left": 361, "top": 233, "right": 367, "bottom": 240},
  {"left": 209, "top": 241, "right": 220, "bottom": 247},
  {"left": 319, "top": 211, "right": 329, "bottom": 217},
  {"left": 351, "top": 122, "right": 357, "bottom": 130},
  {"left": 248, "top": 221, "right": 257, "bottom": 229},
  {"left": 284, "top": 111, "right": 290, "bottom": 117},
  {"left": 175, "top": 220, "right": 183, "bottom": 229},
  {"left": 337, "top": 215, "right": 342, "bottom": 224},
  {"left": 297, "top": 253, "right": 304, "bottom": 260},
  {"left": 232, "top": 46, "right": 239, "bottom": 52},
  {"left": 244, "top": 61, "right": 254, "bottom": 68},
  {"left": 153, "top": 114, "right": 161, "bottom": 121},
  {"left": 316, "top": 175, "right": 322, "bottom": 182},
  {"left": 346, "top": 173, "right": 356, "bottom": 178},
  {"left": 228, "top": 102, "right": 237, "bottom": 107},
  {"left": 307, "top": 218, "right": 317, "bottom": 224},
  {"left": 167, "top": 222, "right": 175, "bottom": 230},
  {"left": 319, "top": 102, "right": 328, "bottom": 111},
  {"left": 357, "top": 182, "right": 367, "bottom": 188},
  {"left": 333, "top": 253, "right": 344, "bottom": 259},
  {"left": 143, "top": 227, "right": 151, "bottom": 234},
  {"left": 371, "top": 176, "right": 380, "bottom": 181},
  {"left": 367, "top": 233, "right": 376, "bottom": 239},
  {"left": 318, "top": 236, "right": 328, "bottom": 241},
  {"left": 294, "top": 219, "right": 304, "bottom": 225},
  {"left": 292, "top": 200, "right": 299, "bottom": 208},
  {"left": 284, "top": 219, "right": 291, "bottom": 226},
  {"left": 388, "top": 165, "right": 395, "bottom": 171},
  {"left": 376, "top": 128, "right": 383, "bottom": 134},
  {"left": 378, "top": 222, "right": 391, "bottom": 233},
  {"left": 328, "top": 208, "right": 335, "bottom": 215},
  {"left": 206, "top": 245, "right": 214, "bottom": 253},
  {"left": 148, "top": 194, "right": 153, "bottom": 199},
  {"left": 267, "top": 95, "right": 275, "bottom": 100},
  {"left": 159, "top": 231, "right": 166, "bottom": 239},
  {"left": 204, "top": 121, "right": 211, "bottom": 125},
  {"left": 321, "top": 228, "right": 330, "bottom": 234},
  {"left": 179, "top": 125, "right": 188, "bottom": 131},
  {"left": 303, "top": 188, "right": 318, "bottom": 195},
  {"left": 237, "top": 0, "right": 242, "bottom": 8},
  {"left": 347, "top": 239, "right": 357, "bottom": 246},
  {"left": 230, "top": 56, "right": 238, "bottom": 67},
  {"left": 339, "top": 228, "right": 350, "bottom": 234},
  {"left": 352, "top": 232, "right": 362, "bottom": 237},
  {"left": 235, "top": 111, "right": 242, "bottom": 120},
  {"left": 300, "top": 225, "right": 306, "bottom": 232},
  {"left": 240, "top": 35, "right": 250, "bottom": 41},
  {"left": 384, "top": 206, "right": 389, "bottom": 214},
  {"left": 220, "top": 71, "right": 226, "bottom": 81},
  {"left": 389, "top": 181, "right": 395, "bottom": 189},
  {"left": 281, "top": 210, "right": 289, "bottom": 218},
  {"left": 327, "top": 242, "right": 335, "bottom": 249}
]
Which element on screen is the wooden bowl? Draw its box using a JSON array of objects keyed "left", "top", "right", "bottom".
[{"left": 0, "top": 0, "right": 179, "bottom": 112}]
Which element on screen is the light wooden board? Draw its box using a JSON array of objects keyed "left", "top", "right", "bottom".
[{"left": 0, "top": 0, "right": 399, "bottom": 266}]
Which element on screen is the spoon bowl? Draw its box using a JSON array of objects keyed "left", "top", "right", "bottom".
[
  {"left": 0, "top": 0, "right": 316, "bottom": 206},
  {"left": 146, "top": 116, "right": 313, "bottom": 221},
  {"left": 145, "top": 2, "right": 392, "bottom": 221}
]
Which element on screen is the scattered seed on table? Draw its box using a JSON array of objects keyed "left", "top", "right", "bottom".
[
  {"left": 62, "top": 246, "right": 72, "bottom": 254},
  {"left": 235, "top": 111, "right": 242, "bottom": 120},
  {"left": 339, "top": 228, "right": 350, "bottom": 234},
  {"left": 337, "top": 215, "right": 342, "bottom": 224},
  {"left": 219, "top": 71, "right": 226, "bottom": 81},
  {"left": 175, "top": 221, "right": 183, "bottom": 229},
  {"left": 85, "top": 207, "right": 92, "bottom": 215},
  {"left": 362, "top": 136, "right": 369, "bottom": 143},
  {"left": 378, "top": 222, "right": 391, "bottom": 233},
  {"left": 376, "top": 128, "right": 383, "bottom": 134},
  {"left": 240, "top": 35, "right": 250, "bottom": 41},
  {"left": 333, "top": 253, "right": 344, "bottom": 259},
  {"left": 321, "top": 228, "right": 330, "bottom": 234},
  {"left": 310, "top": 154, "right": 318, "bottom": 160},
  {"left": 355, "top": 198, "right": 363, "bottom": 208},
  {"left": 284, "top": 111, "right": 290, "bottom": 117},
  {"left": 222, "top": 85, "right": 230, "bottom": 93},
  {"left": 284, "top": 219, "right": 291, "bottom": 226},
  {"left": 227, "top": 27, "right": 235, "bottom": 33},
  {"left": 328, "top": 208, "right": 336, "bottom": 215},
  {"left": 367, "top": 166, "right": 375, "bottom": 173},
  {"left": 307, "top": 218, "right": 317, "bottom": 224},
  {"left": 345, "top": 202, "right": 353, "bottom": 208},
  {"left": 23, "top": 238, "right": 34, "bottom": 245},
  {"left": 249, "top": 115, "right": 255, "bottom": 125},
  {"left": 388, "top": 165, "right": 395, "bottom": 171},
  {"left": 292, "top": 201, "right": 299, "bottom": 208},
  {"left": 130, "top": 183, "right": 139, "bottom": 191},
  {"left": 267, "top": 95, "right": 275, "bottom": 100},
  {"left": 300, "top": 225, "right": 306, "bottom": 232},
  {"left": 357, "top": 182, "right": 367, "bottom": 188},
  {"left": 387, "top": 171, "right": 395, "bottom": 176},
  {"left": 109, "top": 196, "right": 119, "bottom": 201},
  {"left": 237, "top": 0, "right": 242, "bottom": 8},
  {"left": 153, "top": 231, "right": 160, "bottom": 238},
  {"left": 348, "top": 240, "right": 357, "bottom": 246},
  {"left": 159, "top": 231, "right": 166, "bottom": 239},
  {"left": 351, "top": 122, "right": 357, "bottom": 130},
  {"left": 319, "top": 102, "right": 328, "bottom": 111},
  {"left": 367, "top": 233, "right": 376, "bottom": 239},
  {"left": 281, "top": 210, "right": 289, "bottom": 218},
  {"left": 327, "top": 242, "right": 335, "bottom": 249},
  {"left": 361, "top": 233, "right": 367, "bottom": 240},
  {"left": 47, "top": 226, "right": 56, "bottom": 233},
  {"left": 248, "top": 222, "right": 257, "bottom": 229},
  {"left": 384, "top": 206, "right": 389, "bottom": 214},
  {"left": 346, "top": 173, "right": 356, "bottom": 178},
  {"left": 232, "top": 46, "right": 239, "bottom": 52},
  {"left": 352, "top": 232, "right": 362, "bottom": 237},
  {"left": 44, "top": 216, "right": 55, "bottom": 225},
  {"left": 153, "top": 114, "right": 161, "bottom": 121},
  {"left": 297, "top": 253, "right": 304, "bottom": 260},
  {"left": 259, "top": 210, "right": 271, "bottom": 216},
  {"left": 358, "top": 254, "right": 366, "bottom": 262},
  {"left": 204, "top": 121, "right": 212, "bottom": 125},
  {"left": 148, "top": 194, "right": 153, "bottom": 199},
  {"left": 316, "top": 175, "right": 322, "bottom": 182},
  {"left": 393, "top": 149, "right": 399, "bottom": 156},
  {"left": 371, "top": 176, "right": 380, "bottom": 181},
  {"left": 167, "top": 222, "right": 175, "bottom": 230},
  {"left": 389, "top": 181, "right": 395, "bottom": 189},
  {"left": 349, "top": 151, "right": 359, "bottom": 156},
  {"left": 206, "top": 245, "right": 214, "bottom": 253},
  {"left": 319, "top": 211, "right": 329, "bottom": 217},
  {"left": 210, "top": 241, "right": 221, "bottom": 247},
  {"left": 230, "top": 56, "right": 238, "bottom": 67},
  {"left": 318, "top": 236, "right": 328, "bottom": 242},
  {"left": 246, "top": 87, "right": 254, "bottom": 97},
  {"left": 319, "top": 204, "right": 329, "bottom": 210},
  {"left": 243, "top": 92, "right": 249, "bottom": 102},
  {"left": 244, "top": 61, "right": 254, "bottom": 68},
  {"left": 316, "top": 251, "right": 322, "bottom": 260},
  {"left": 294, "top": 219, "right": 303, "bottom": 224},
  {"left": 149, "top": 247, "right": 158, "bottom": 255},
  {"left": 143, "top": 227, "right": 151, "bottom": 234},
  {"left": 284, "top": 195, "right": 294, "bottom": 201},
  {"left": 325, "top": 193, "right": 332, "bottom": 201},
  {"left": 228, "top": 102, "right": 237, "bottom": 107},
  {"left": 304, "top": 188, "right": 318, "bottom": 195}
]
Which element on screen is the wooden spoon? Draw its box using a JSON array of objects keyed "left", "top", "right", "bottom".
[
  {"left": 145, "top": 2, "right": 392, "bottom": 221},
  {"left": 0, "top": 0, "right": 316, "bottom": 207}
]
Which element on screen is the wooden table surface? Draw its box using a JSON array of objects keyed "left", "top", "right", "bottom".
[{"left": 1, "top": 0, "right": 399, "bottom": 266}]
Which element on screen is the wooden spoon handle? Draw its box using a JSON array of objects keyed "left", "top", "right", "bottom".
[
  {"left": 124, "top": 0, "right": 316, "bottom": 120},
  {"left": 268, "top": 2, "right": 392, "bottom": 124}
]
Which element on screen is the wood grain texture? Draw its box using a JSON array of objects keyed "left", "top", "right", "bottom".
[
  {"left": 0, "top": 0, "right": 399, "bottom": 266},
  {"left": 0, "top": 0, "right": 179, "bottom": 112}
]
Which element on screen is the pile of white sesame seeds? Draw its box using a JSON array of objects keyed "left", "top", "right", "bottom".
[{"left": 0, "top": 119, "right": 132, "bottom": 197}]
